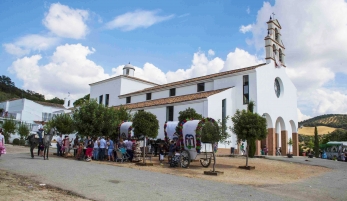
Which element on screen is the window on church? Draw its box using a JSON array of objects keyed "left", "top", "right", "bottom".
[
  {"left": 126, "top": 69, "right": 129, "bottom": 75},
  {"left": 169, "top": 88, "right": 176, "bottom": 96},
  {"left": 273, "top": 44, "right": 277, "bottom": 59},
  {"left": 275, "top": 28, "right": 279, "bottom": 42},
  {"left": 279, "top": 49, "right": 283, "bottom": 63},
  {"left": 166, "top": 106, "right": 174, "bottom": 121},
  {"left": 68, "top": 100, "right": 70, "bottom": 107},
  {"left": 126, "top": 96, "right": 131, "bottom": 104},
  {"left": 105, "top": 94, "right": 109, "bottom": 107},
  {"left": 197, "top": 83, "right": 205, "bottom": 92},
  {"left": 146, "top": 93, "right": 152, "bottom": 100},
  {"left": 99, "top": 95, "right": 103, "bottom": 105},
  {"left": 243, "top": 75, "right": 249, "bottom": 104}
]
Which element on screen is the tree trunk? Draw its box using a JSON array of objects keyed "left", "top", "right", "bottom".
[{"left": 246, "top": 143, "right": 249, "bottom": 167}]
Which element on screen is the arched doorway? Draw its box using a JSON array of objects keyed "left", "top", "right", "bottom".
[
  {"left": 257, "top": 113, "right": 276, "bottom": 156},
  {"left": 289, "top": 120, "right": 298, "bottom": 156},
  {"left": 275, "top": 117, "right": 287, "bottom": 156}
]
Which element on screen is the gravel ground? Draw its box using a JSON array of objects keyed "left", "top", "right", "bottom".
[{"left": 1, "top": 145, "right": 346, "bottom": 201}]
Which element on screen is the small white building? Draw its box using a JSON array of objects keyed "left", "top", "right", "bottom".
[
  {"left": 90, "top": 18, "right": 298, "bottom": 156},
  {"left": 0, "top": 96, "right": 73, "bottom": 142}
]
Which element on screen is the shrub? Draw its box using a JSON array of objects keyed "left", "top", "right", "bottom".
[
  {"left": 13, "top": 138, "right": 20, "bottom": 145},
  {"left": 19, "top": 139, "right": 26, "bottom": 146}
]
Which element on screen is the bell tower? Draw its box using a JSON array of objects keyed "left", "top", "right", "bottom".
[
  {"left": 123, "top": 62, "right": 135, "bottom": 76},
  {"left": 265, "top": 15, "right": 286, "bottom": 67}
]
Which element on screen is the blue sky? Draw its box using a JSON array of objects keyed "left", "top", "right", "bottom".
[{"left": 1, "top": 0, "right": 347, "bottom": 120}]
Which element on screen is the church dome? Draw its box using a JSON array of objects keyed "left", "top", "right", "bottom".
[{"left": 124, "top": 63, "right": 135, "bottom": 70}]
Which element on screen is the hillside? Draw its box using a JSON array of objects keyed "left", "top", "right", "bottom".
[
  {"left": 299, "top": 114, "right": 347, "bottom": 129},
  {"left": 0, "top": 75, "right": 64, "bottom": 105},
  {"left": 298, "top": 126, "right": 337, "bottom": 135}
]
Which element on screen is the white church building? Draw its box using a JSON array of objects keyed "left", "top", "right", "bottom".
[
  {"left": 90, "top": 18, "right": 298, "bottom": 156},
  {"left": 0, "top": 96, "right": 73, "bottom": 142}
]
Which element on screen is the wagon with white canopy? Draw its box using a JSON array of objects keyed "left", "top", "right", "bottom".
[
  {"left": 164, "top": 121, "right": 179, "bottom": 143},
  {"left": 177, "top": 118, "right": 218, "bottom": 168},
  {"left": 119, "top": 121, "right": 134, "bottom": 140}
]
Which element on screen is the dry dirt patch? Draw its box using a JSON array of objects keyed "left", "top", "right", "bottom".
[
  {"left": 0, "top": 170, "right": 90, "bottom": 201},
  {"left": 4, "top": 145, "right": 331, "bottom": 187},
  {"left": 92, "top": 155, "right": 330, "bottom": 187}
]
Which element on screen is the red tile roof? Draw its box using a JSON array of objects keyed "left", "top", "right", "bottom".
[
  {"left": 114, "top": 87, "right": 231, "bottom": 110},
  {"left": 119, "top": 63, "right": 266, "bottom": 97}
]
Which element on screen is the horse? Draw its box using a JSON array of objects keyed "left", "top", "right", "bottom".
[{"left": 27, "top": 128, "right": 56, "bottom": 160}]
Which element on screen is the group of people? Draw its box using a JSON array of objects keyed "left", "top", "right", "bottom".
[{"left": 57, "top": 136, "right": 136, "bottom": 162}]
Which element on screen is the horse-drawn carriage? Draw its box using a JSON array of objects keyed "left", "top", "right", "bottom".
[
  {"left": 119, "top": 121, "right": 134, "bottom": 140},
  {"left": 176, "top": 118, "right": 218, "bottom": 168}
]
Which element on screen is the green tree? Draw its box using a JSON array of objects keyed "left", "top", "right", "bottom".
[
  {"left": 46, "top": 97, "right": 64, "bottom": 104},
  {"left": 132, "top": 110, "right": 159, "bottom": 139},
  {"left": 52, "top": 113, "right": 75, "bottom": 134},
  {"left": 288, "top": 137, "right": 293, "bottom": 154},
  {"left": 73, "top": 100, "right": 121, "bottom": 138},
  {"left": 2, "top": 119, "right": 17, "bottom": 143},
  {"left": 201, "top": 117, "right": 230, "bottom": 144},
  {"left": 307, "top": 139, "right": 314, "bottom": 153},
  {"left": 17, "top": 123, "right": 30, "bottom": 139},
  {"left": 132, "top": 110, "right": 159, "bottom": 164},
  {"left": 231, "top": 109, "right": 267, "bottom": 167},
  {"left": 247, "top": 101, "right": 257, "bottom": 157},
  {"left": 73, "top": 94, "right": 90, "bottom": 107},
  {"left": 176, "top": 107, "right": 203, "bottom": 134},
  {"left": 314, "top": 126, "right": 320, "bottom": 157}
]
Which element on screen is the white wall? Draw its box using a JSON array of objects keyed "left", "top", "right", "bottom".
[
  {"left": 256, "top": 60, "right": 298, "bottom": 135},
  {"left": 120, "top": 77, "right": 156, "bottom": 96},
  {"left": 90, "top": 78, "right": 121, "bottom": 107},
  {"left": 207, "top": 88, "right": 236, "bottom": 149},
  {"left": 122, "top": 81, "right": 215, "bottom": 104}
]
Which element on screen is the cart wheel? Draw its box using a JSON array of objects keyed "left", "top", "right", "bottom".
[
  {"left": 200, "top": 157, "right": 211, "bottom": 168},
  {"left": 180, "top": 150, "right": 190, "bottom": 168}
]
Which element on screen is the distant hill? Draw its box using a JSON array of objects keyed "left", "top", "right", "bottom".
[
  {"left": 299, "top": 114, "right": 347, "bottom": 130},
  {"left": 0, "top": 75, "right": 64, "bottom": 105},
  {"left": 298, "top": 126, "right": 337, "bottom": 135}
]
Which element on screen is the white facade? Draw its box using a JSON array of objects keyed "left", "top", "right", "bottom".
[
  {"left": 0, "top": 98, "right": 72, "bottom": 143},
  {"left": 89, "top": 18, "right": 298, "bottom": 154}
]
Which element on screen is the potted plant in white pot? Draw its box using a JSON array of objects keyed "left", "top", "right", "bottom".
[{"left": 287, "top": 138, "right": 293, "bottom": 158}]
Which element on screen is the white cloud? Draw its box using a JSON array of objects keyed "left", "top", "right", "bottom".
[
  {"left": 221, "top": 48, "right": 263, "bottom": 72},
  {"left": 112, "top": 63, "right": 168, "bottom": 84},
  {"left": 208, "top": 49, "right": 215, "bottom": 56},
  {"left": 43, "top": 3, "right": 89, "bottom": 39},
  {"left": 3, "top": 44, "right": 30, "bottom": 57},
  {"left": 178, "top": 13, "right": 190, "bottom": 18},
  {"left": 308, "top": 89, "right": 347, "bottom": 116},
  {"left": 3, "top": 34, "right": 59, "bottom": 56},
  {"left": 9, "top": 44, "right": 109, "bottom": 99},
  {"left": 248, "top": 0, "right": 347, "bottom": 117},
  {"left": 297, "top": 108, "right": 311, "bottom": 122},
  {"left": 239, "top": 24, "right": 252, "bottom": 33},
  {"left": 111, "top": 48, "right": 259, "bottom": 84},
  {"left": 246, "top": 7, "right": 250, "bottom": 14},
  {"left": 106, "top": 10, "right": 174, "bottom": 31}
]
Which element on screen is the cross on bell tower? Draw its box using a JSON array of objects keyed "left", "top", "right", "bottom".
[{"left": 264, "top": 15, "right": 286, "bottom": 67}]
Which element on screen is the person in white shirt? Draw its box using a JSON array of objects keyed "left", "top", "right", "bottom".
[
  {"left": 37, "top": 121, "right": 44, "bottom": 143},
  {"left": 56, "top": 134, "right": 62, "bottom": 156}
]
